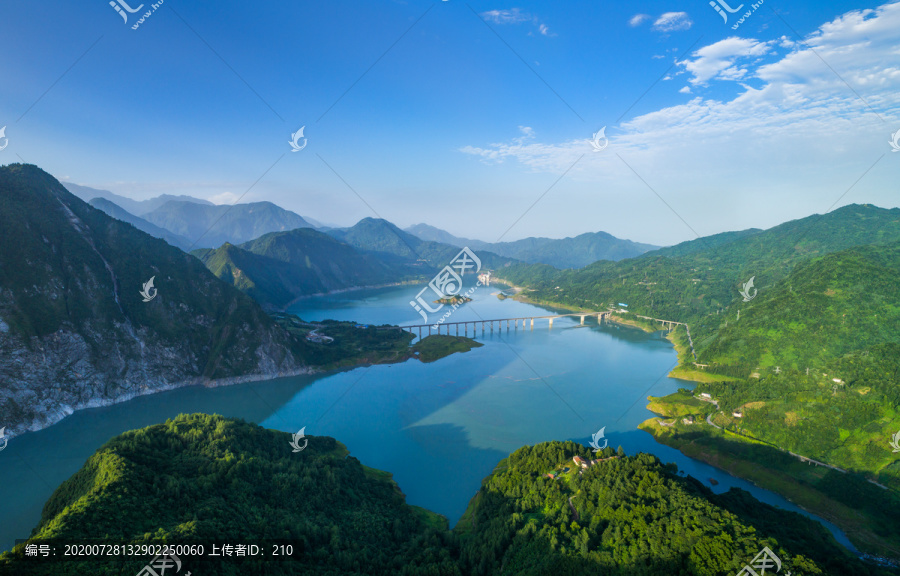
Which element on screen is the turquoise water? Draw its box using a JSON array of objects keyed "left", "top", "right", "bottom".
[{"left": 0, "top": 282, "right": 858, "bottom": 554}]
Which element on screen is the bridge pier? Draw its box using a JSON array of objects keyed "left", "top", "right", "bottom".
[
  {"left": 418, "top": 327, "right": 422, "bottom": 339},
  {"left": 456, "top": 324, "right": 459, "bottom": 336},
  {"left": 580, "top": 315, "right": 585, "bottom": 325},
  {"left": 549, "top": 318, "right": 553, "bottom": 329},
  {"left": 530, "top": 318, "right": 534, "bottom": 330}
]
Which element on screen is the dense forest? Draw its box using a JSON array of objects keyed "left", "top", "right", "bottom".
[
  {"left": 0, "top": 415, "right": 460, "bottom": 576},
  {"left": 0, "top": 418, "right": 887, "bottom": 575}
]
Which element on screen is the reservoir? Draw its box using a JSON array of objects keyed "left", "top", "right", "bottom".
[{"left": 0, "top": 282, "right": 858, "bottom": 554}]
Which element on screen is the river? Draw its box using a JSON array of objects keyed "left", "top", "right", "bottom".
[{"left": 0, "top": 282, "right": 858, "bottom": 554}]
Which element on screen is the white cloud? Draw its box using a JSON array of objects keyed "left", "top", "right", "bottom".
[
  {"left": 653, "top": 12, "right": 693, "bottom": 32},
  {"left": 207, "top": 191, "right": 241, "bottom": 205},
  {"left": 480, "top": 8, "right": 531, "bottom": 24},
  {"left": 459, "top": 2, "right": 900, "bottom": 242},
  {"left": 481, "top": 8, "right": 553, "bottom": 36},
  {"left": 629, "top": 14, "right": 651, "bottom": 27},
  {"left": 679, "top": 37, "right": 774, "bottom": 85}
]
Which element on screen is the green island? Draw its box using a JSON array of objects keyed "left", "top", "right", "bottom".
[
  {"left": 493, "top": 204, "right": 900, "bottom": 560},
  {"left": 434, "top": 295, "right": 473, "bottom": 305},
  {"left": 1, "top": 416, "right": 885, "bottom": 575},
  {"left": 271, "top": 313, "right": 482, "bottom": 369}
]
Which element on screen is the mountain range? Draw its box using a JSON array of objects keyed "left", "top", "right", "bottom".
[
  {"left": 66, "top": 182, "right": 661, "bottom": 270},
  {"left": 141, "top": 200, "right": 316, "bottom": 248},
  {"left": 405, "top": 223, "right": 658, "bottom": 268},
  {"left": 197, "top": 218, "right": 516, "bottom": 309},
  {"left": 89, "top": 197, "right": 194, "bottom": 251},
  {"left": 63, "top": 182, "right": 212, "bottom": 216},
  {"left": 0, "top": 165, "right": 308, "bottom": 437}
]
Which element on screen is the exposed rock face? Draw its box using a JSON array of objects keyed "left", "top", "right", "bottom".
[{"left": 0, "top": 165, "right": 308, "bottom": 437}]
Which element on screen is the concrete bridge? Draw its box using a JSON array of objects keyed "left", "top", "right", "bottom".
[{"left": 396, "top": 311, "right": 613, "bottom": 339}]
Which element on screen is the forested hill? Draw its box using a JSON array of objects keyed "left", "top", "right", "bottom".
[
  {"left": 0, "top": 164, "right": 306, "bottom": 437},
  {"left": 194, "top": 228, "right": 423, "bottom": 310},
  {"left": 497, "top": 204, "right": 900, "bottom": 356},
  {"left": 0, "top": 418, "right": 880, "bottom": 575},
  {"left": 455, "top": 442, "right": 873, "bottom": 575},
  {"left": 0, "top": 414, "right": 460, "bottom": 576}
]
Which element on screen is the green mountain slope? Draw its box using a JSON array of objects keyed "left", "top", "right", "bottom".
[
  {"left": 404, "top": 223, "right": 658, "bottom": 268},
  {"left": 142, "top": 200, "right": 315, "bottom": 248},
  {"left": 1, "top": 419, "right": 880, "bottom": 575},
  {"left": 499, "top": 204, "right": 900, "bottom": 345},
  {"left": 0, "top": 414, "right": 460, "bottom": 576},
  {"left": 328, "top": 218, "right": 514, "bottom": 271},
  {"left": 89, "top": 197, "right": 194, "bottom": 251},
  {"left": 196, "top": 228, "right": 423, "bottom": 309},
  {"left": 703, "top": 242, "right": 900, "bottom": 373},
  {"left": 0, "top": 164, "right": 306, "bottom": 437}
]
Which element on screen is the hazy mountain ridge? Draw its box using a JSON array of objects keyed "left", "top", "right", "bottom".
[
  {"left": 329, "top": 218, "right": 515, "bottom": 270},
  {"left": 0, "top": 165, "right": 308, "bottom": 437},
  {"left": 89, "top": 197, "right": 194, "bottom": 251},
  {"left": 404, "top": 223, "right": 658, "bottom": 268},
  {"left": 197, "top": 219, "right": 517, "bottom": 310},
  {"left": 63, "top": 182, "right": 213, "bottom": 215},
  {"left": 142, "top": 200, "right": 316, "bottom": 248}
]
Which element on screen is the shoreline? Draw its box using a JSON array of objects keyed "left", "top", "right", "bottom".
[{"left": 5, "top": 366, "right": 318, "bottom": 442}]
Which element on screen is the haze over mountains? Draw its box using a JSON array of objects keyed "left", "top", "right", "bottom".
[
  {"left": 64, "top": 182, "right": 213, "bottom": 216},
  {"left": 405, "top": 223, "right": 658, "bottom": 268},
  {"left": 198, "top": 219, "right": 517, "bottom": 309},
  {"left": 64, "top": 181, "right": 660, "bottom": 269}
]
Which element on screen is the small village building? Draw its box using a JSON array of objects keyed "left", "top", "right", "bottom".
[
  {"left": 700, "top": 393, "right": 712, "bottom": 400},
  {"left": 732, "top": 411, "right": 743, "bottom": 418}
]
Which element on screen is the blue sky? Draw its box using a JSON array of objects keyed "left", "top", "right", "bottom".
[{"left": 1, "top": 0, "right": 898, "bottom": 246}]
